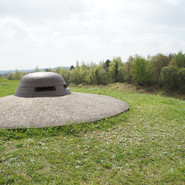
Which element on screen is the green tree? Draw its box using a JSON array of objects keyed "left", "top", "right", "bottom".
[
  {"left": 124, "top": 56, "right": 134, "bottom": 83},
  {"left": 14, "top": 70, "right": 22, "bottom": 80},
  {"left": 34, "top": 66, "right": 40, "bottom": 72},
  {"left": 117, "top": 62, "right": 125, "bottom": 83},
  {"left": 170, "top": 51, "right": 185, "bottom": 68},
  {"left": 102, "top": 59, "right": 111, "bottom": 72},
  {"left": 45, "top": 68, "right": 53, "bottom": 72},
  {"left": 80, "top": 63, "right": 89, "bottom": 84},
  {"left": 177, "top": 68, "right": 185, "bottom": 93},
  {"left": 109, "top": 57, "right": 122, "bottom": 82},
  {"left": 94, "top": 65, "right": 108, "bottom": 85},
  {"left": 69, "top": 67, "right": 82, "bottom": 84},
  {"left": 161, "top": 66, "right": 178, "bottom": 90},
  {"left": 85, "top": 63, "right": 109, "bottom": 85},
  {"left": 70, "top": 65, "right": 75, "bottom": 70},
  {"left": 131, "top": 56, "right": 151, "bottom": 85},
  {"left": 76, "top": 61, "right": 80, "bottom": 68},
  {"left": 150, "top": 54, "right": 171, "bottom": 84},
  {"left": 55, "top": 67, "right": 70, "bottom": 84},
  {"left": 7, "top": 73, "right": 15, "bottom": 80}
]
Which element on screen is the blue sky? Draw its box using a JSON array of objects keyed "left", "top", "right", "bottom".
[{"left": 0, "top": 0, "right": 185, "bottom": 70}]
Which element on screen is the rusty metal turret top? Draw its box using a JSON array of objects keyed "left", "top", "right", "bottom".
[{"left": 15, "top": 72, "right": 71, "bottom": 97}]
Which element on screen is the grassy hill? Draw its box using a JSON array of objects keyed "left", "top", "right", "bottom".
[{"left": 0, "top": 79, "right": 185, "bottom": 184}]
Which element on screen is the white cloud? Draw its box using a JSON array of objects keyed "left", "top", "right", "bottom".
[
  {"left": 164, "top": 0, "right": 181, "bottom": 5},
  {"left": 0, "top": 0, "right": 185, "bottom": 70}
]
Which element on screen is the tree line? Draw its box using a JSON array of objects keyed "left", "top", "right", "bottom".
[{"left": 4, "top": 51, "right": 185, "bottom": 93}]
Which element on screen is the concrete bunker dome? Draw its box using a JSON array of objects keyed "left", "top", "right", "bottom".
[
  {"left": 15, "top": 72, "right": 71, "bottom": 97},
  {"left": 0, "top": 72, "right": 129, "bottom": 129}
]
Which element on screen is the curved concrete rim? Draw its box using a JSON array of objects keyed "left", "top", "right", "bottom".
[{"left": 0, "top": 92, "right": 129, "bottom": 129}]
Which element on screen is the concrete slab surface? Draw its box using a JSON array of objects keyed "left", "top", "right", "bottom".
[{"left": 0, "top": 92, "right": 129, "bottom": 129}]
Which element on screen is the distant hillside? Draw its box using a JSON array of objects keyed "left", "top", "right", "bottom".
[{"left": 0, "top": 66, "right": 70, "bottom": 75}]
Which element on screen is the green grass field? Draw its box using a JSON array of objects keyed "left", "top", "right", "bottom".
[{"left": 0, "top": 79, "right": 185, "bottom": 184}]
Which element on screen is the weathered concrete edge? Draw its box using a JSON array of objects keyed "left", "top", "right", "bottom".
[{"left": 1, "top": 102, "right": 129, "bottom": 130}]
